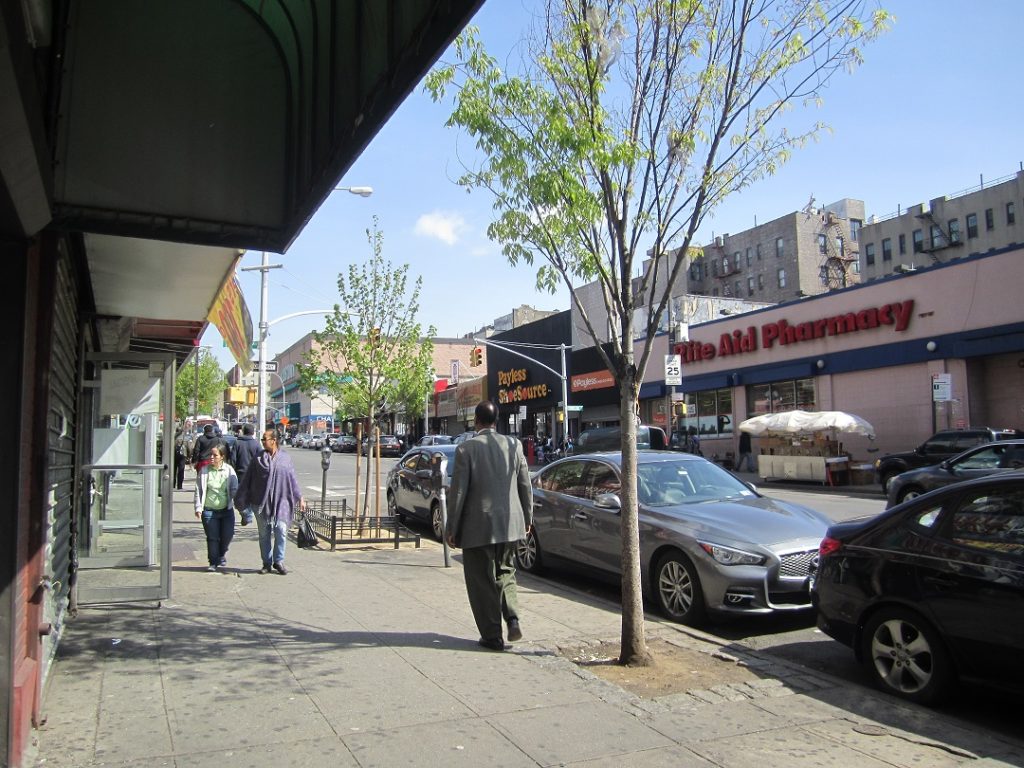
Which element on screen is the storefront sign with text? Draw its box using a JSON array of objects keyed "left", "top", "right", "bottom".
[
  {"left": 571, "top": 369, "right": 615, "bottom": 392},
  {"left": 497, "top": 367, "right": 550, "bottom": 404},
  {"left": 674, "top": 299, "right": 915, "bottom": 364}
]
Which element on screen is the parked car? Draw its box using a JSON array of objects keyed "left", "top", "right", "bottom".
[
  {"left": 813, "top": 474, "right": 1024, "bottom": 704},
  {"left": 576, "top": 424, "right": 668, "bottom": 452},
  {"left": 307, "top": 433, "right": 326, "bottom": 449},
  {"left": 518, "top": 451, "right": 830, "bottom": 626},
  {"left": 874, "top": 428, "right": 1022, "bottom": 492},
  {"left": 886, "top": 439, "right": 1024, "bottom": 507},
  {"left": 386, "top": 445, "right": 458, "bottom": 540},
  {"left": 362, "top": 434, "right": 403, "bottom": 457},
  {"left": 418, "top": 434, "right": 453, "bottom": 446},
  {"left": 292, "top": 434, "right": 308, "bottom": 448},
  {"left": 331, "top": 434, "right": 358, "bottom": 453}
]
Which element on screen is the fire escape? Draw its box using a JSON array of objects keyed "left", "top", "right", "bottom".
[
  {"left": 818, "top": 211, "right": 858, "bottom": 290},
  {"left": 916, "top": 208, "right": 963, "bottom": 263},
  {"left": 710, "top": 239, "right": 742, "bottom": 297}
]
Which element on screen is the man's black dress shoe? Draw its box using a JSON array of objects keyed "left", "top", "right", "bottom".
[
  {"left": 507, "top": 619, "right": 522, "bottom": 642},
  {"left": 478, "top": 637, "right": 509, "bottom": 651}
]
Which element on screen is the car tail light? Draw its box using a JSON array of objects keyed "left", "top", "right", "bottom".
[{"left": 818, "top": 536, "right": 842, "bottom": 557}]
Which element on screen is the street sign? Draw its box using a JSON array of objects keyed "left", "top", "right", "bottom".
[
  {"left": 665, "top": 354, "right": 682, "bottom": 386},
  {"left": 932, "top": 373, "right": 952, "bottom": 402},
  {"left": 251, "top": 360, "right": 278, "bottom": 373},
  {"left": 450, "top": 359, "right": 460, "bottom": 385}
]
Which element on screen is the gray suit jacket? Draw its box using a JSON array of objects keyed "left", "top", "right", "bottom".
[{"left": 447, "top": 428, "right": 533, "bottom": 549}]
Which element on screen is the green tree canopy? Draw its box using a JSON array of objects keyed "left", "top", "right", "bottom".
[
  {"left": 175, "top": 348, "right": 226, "bottom": 422},
  {"left": 427, "top": 0, "right": 888, "bottom": 664},
  {"left": 299, "top": 217, "right": 436, "bottom": 516}
]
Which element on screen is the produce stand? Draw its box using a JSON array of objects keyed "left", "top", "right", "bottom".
[{"left": 739, "top": 411, "right": 875, "bottom": 486}]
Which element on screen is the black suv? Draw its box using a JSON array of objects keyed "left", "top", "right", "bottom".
[{"left": 874, "top": 428, "right": 1022, "bottom": 492}]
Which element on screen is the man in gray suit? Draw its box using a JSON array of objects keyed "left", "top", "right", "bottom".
[{"left": 446, "top": 401, "right": 533, "bottom": 651}]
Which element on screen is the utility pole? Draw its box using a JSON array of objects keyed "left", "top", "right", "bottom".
[{"left": 241, "top": 252, "right": 282, "bottom": 431}]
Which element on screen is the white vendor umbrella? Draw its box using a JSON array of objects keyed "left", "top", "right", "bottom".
[{"left": 739, "top": 410, "right": 875, "bottom": 438}]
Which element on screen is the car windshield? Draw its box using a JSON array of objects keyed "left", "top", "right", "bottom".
[{"left": 637, "top": 459, "right": 753, "bottom": 506}]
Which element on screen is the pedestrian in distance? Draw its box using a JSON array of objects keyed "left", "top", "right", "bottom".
[
  {"left": 736, "top": 430, "right": 756, "bottom": 472},
  {"left": 234, "top": 429, "right": 306, "bottom": 575},
  {"left": 446, "top": 401, "right": 533, "bottom": 651},
  {"left": 191, "top": 424, "right": 224, "bottom": 471},
  {"left": 194, "top": 444, "right": 238, "bottom": 572},
  {"left": 173, "top": 429, "right": 187, "bottom": 490},
  {"left": 233, "top": 423, "right": 261, "bottom": 525}
]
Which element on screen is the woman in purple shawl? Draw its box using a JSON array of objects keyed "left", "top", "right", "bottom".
[{"left": 235, "top": 429, "right": 306, "bottom": 575}]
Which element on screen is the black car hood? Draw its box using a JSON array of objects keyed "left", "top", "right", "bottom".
[{"left": 645, "top": 495, "right": 830, "bottom": 548}]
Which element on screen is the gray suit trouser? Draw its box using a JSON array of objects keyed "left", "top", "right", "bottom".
[{"left": 461, "top": 543, "right": 519, "bottom": 641}]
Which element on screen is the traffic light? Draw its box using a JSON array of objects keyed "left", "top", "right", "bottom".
[{"left": 469, "top": 346, "right": 482, "bottom": 367}]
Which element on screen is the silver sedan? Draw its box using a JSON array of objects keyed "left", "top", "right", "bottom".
[{"left": 517, "top": 451, "right": 831, "bottom": 625}]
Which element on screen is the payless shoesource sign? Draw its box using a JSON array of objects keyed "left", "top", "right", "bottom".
[
  {"left": 674, "top": 299, "right": 915, "bottom": 364},
  {"left": 496, "top": 368, "right": 550, "bottom": 404}
]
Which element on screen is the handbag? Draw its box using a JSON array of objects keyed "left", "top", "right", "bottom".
[{"left": 296, "top": 514, "right": 318, "bottom": 549}]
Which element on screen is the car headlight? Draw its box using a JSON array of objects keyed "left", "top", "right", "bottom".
[{"left": 698, "top": 541, "right": 766, "bottom": 566}]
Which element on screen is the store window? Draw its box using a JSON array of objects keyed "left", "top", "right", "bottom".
[
  {"left": 677, "top": 388, "right": 733, "bottom": 440},
  {"left": 747, "top": 378, "right": 815, "bottom": 416}
]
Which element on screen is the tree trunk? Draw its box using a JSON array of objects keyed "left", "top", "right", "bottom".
[{"left": 618, "top": 371, "right": 651, "bottom": 666}]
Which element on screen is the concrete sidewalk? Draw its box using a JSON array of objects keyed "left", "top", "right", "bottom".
[{"left": 32, "top": 491, "right": 1020, "bottom": 767}]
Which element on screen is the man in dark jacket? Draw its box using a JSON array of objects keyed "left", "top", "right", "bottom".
[
  {"left": 233, "top": 424, "right": 261, "bottom": 525},
  {"left": 191, "top": 424, "right": 224, "bottom": 470}
]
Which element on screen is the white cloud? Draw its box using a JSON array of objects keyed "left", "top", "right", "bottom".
[{"left": 414, "top": 211, "right": 467, "bottom": 245}]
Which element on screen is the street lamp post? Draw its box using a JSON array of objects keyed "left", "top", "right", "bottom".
[{"left": 241, "top": 185, "right": 371, "bottom": 431}]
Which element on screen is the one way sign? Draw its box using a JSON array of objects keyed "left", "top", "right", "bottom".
[{"left": 252, "top": 360, "right": 278, "bottom": 373}]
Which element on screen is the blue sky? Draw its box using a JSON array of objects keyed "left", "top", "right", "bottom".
[{"left": 209, "top": 0, "right": 1023, "bottom": 371}]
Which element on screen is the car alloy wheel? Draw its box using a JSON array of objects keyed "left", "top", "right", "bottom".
[
  {"left": 896, "top": 487, "right": 924, "bottom": 504},
  {"left": 430, "top": 502, "right": 444, "bottom": 541},
  {"left": 654, "top": 551, "right": 706, "bottom": 625},
  {"left": 514, "top": 529, "right": 543, "bottom": 574},
  {"left": 387, "top": 491, "right": 404, "bottom": 523},
  {"left": 862, "top": 607, "right": 951, "bottom": 704}
]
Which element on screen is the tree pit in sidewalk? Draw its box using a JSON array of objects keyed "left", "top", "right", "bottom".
[{"left": 559, "top": 638, "right": 761, "bottom": 699}]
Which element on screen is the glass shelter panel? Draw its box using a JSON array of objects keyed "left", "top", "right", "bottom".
[{"left": 78, "top": 354, "right": 174, "bottom": 604}]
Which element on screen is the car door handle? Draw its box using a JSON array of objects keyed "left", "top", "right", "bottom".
[{"left": 572, "top": 512, "right": 589, "bottom": 521}]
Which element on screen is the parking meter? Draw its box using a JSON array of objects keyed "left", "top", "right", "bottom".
[
  {"left": 320, "top": 445, "right": 332, "bottom": 512},
  {"left": 430, "top": 451, "right": 451, "bottom": 567}
]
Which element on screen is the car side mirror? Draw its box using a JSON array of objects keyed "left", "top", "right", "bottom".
[
  {"left": 415, "top": 469, "right": 433, "bottom": 480},
  {"left": 594, "top": 492, "right": 621, "bottom": 510}
]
